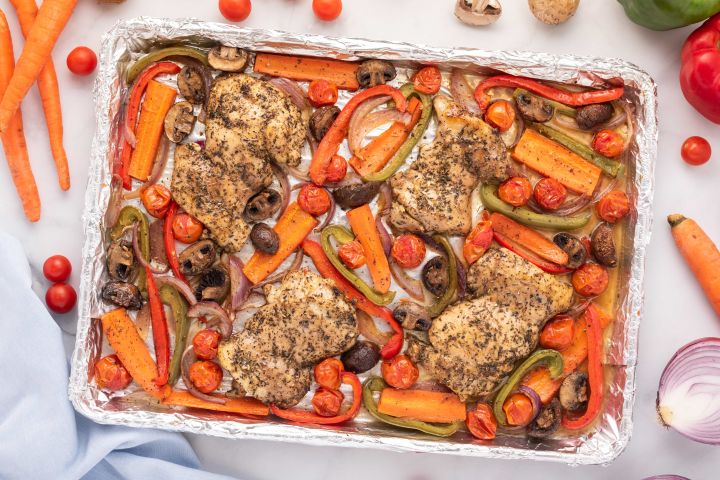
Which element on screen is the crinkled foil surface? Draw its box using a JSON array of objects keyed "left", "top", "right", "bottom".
[{"left": 69, "top": 17, "right": 657, "bottom": 465}]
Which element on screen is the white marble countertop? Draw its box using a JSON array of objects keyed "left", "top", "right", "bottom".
[{"left": 1, "top": 0, "right": 718, "bottom": 478}]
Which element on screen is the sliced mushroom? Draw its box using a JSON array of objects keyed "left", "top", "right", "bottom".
[
  {"left": 332, "top": 182, "right": 381, "bottom": 210},
  {"left": 244, "top": 189, "right": 282, "bottom": 221},
  {"left": 422, "top": 256, "right": 450, "bottom": 297},
  {"left": 527, "top": 398, "right": 562, "bottom": 439},
  {"left": 393, "top": 302, "right": 432, "bottom": 331},
  {"left": 559, "top": 371, "right": 589, "bottom": 412},
  {"left": 208, "top": 46, "right": 249, "bottom": 72},
  {"left": 591, "top": 223, "right": 617, "bottom": 267},
  {"left": 177, "top": 65, "right": 207, "bottom": 105},
  {"left": 515, "top": 91, "right": 554, "bottom": 122},
  {"left": 164, "top": 101, "right": 196, "bottom": 143},
  {"left": 107, "top": 240, "right": 135, "bottom": 281},
  {"left": 195, "top": 265, "right": 230, "bottom": 302},
  {"left": 250, "top": 223, "right": 279, "bottom": 255},
  {"left": 356, "top": 59, "right": 396, "bottom": 88},
  {"left": 553, "top": 232, "right": 586, "bottom": 269},
  {"left": 178, "top": 239, "right": 217, "bottom": 276},
  {"left": 455, "top": 0, "right": 502, "bottom": 26},
  {"left": 101, "top": 281, "right": 143, "bottom": 310},
  {"left": 575, "top": 103, "right": 614, "bottom": 130},
  {"left": 528, "top": 0, "right": 579, "bottom": 25},
  {"left": 309, "top": 106, "right": 340, "bottom": 142}
]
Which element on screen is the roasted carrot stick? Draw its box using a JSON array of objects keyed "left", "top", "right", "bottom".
[
  {"left": 347, "top": 204, "right": 392, "bottom": 294},
  {"left": 490, "top": 212, "right": 569, "bottom": 265},
  {"left": 0, "top": 9, "right": 39, "bottom": 221},
  {"left": 377, "top": 388, "right": 467, "bottom": 423},
  {"left": 9, "top": 0, "right": 69, "bottom": 191},
  {"left": 254, "top": 53, "right": 359, "bottom": 90},
  {"left": 162, "top": 390, "right": 270, "bottom": 416}
]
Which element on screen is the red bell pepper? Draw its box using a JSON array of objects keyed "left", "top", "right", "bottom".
[
  {"left": 309, "top": 85, "right": 408, "bottom": 186},
  {"left": 493, "top": 232, "right": 572, "bottom": 274},
  {"left": 680, "top": 13, "right": 720, "bottom": 124},
  {"left": 164, "top": 202, "right": 188, "bottom": 284},
  {"left": 145, "top": 265, "right": 170, "bottom": 386}
]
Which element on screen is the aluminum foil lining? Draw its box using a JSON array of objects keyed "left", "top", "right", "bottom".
[{"left": 69, "top": 17, "right": 658, "bottom": 465}]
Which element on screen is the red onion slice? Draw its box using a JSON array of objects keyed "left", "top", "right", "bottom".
[
  {"left": 271, "top": 163, "right": 291, "bottom": 219},
  {"left": 155, "top": 275, "right": 197, "bottom": 305},
  {"left": 134, "top": 303, "right": 150, "bottom": 341},
  {"left": 285, "top": 164, "right": 311, "bottom": 182},
  {"left": 269, "top": 77, "right": 311, "bottom": 112},
  {"left": 375, "top": 215, "right": 393, "bottom": 257},
  {"left": 131, "top": 223, "right": 169, "bottom": 274},
  {"left": 105, "top": 175, "right": 124, "bottom": 228},
  {"left": 348, "top": 109, "right": 411, "bottom": 154},
  {"left": 146, "top": 135, "right": 171, "bottom": 186},
  {"left": 389, "top": 261, "right": 424, "bottom": 302},
  {"left": 357, "top": 310, "right": 392, "bottom": 345},
  {"left": 378, "top": 182, "right": 393, "bottom": 216},
  {"left": 227, "top": 255, "right": 251, "bottom": 311},
  {"left": 450, "top": 69, "right": 480, "bottom": 114},
  {"left": 123, "top": 119, "right": 137, "bottom": 148},
  {"left": 348, "top": 96, "right": 391, "bottom": 154},
  {"left": 455, "top": 254, "right": 467, "bottom": 301},
  {"left": 315, "top": 191, "right": 336, "bottom": 233},
  {"left": 253, "top": 249, "right": 304, "bottom": 288},
  {"left": 188, "top": 301, "right": 233, "bottom": 339},
  {"left": 181, "top": 346, "right": 226, "bottom": 404},
  {"left": 518, "top": 385, "right": 542, "bottom": 425}
]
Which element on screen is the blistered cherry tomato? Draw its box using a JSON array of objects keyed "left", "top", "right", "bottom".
[
  {"left": 45, "top": 283, "right": 77, "bottom": 313},
  {"left": 312, "top": 387, "right": 344, "bottom": 417},
  {"left": 533, "top": 178, "right": 567, "bottom": 210},
  {"left": 326, "top": 154, "right": 348, "bottom": 183},
  {"left": 391, "top": 234, "right": 426, "bottom": 269},
  {"left": 314, "top": 358, "right": 344, "bottom": 390},
  {"left": 219, "top": 0, "right": 252, "bottom": 22},
  {"left": 572, "top": 263, "right": 609, "bottom": 297},
  {"left": 312, "top": 0, "right": 342, "bottom": 21},
  {"left": 66, "top": 46, "right": 97, "bottom": 76},
  {"left": 466, "top": 403, "right": 497, "bottom": 440},
  {"left": 338, "top": 240, "right": 366, "bottom": 269},
  {"left": 189, "top": 360, "right": 223, "bottom": 393},
  {"left": 596, "top": 190, "right": 630, "bottom": 223},
  {"left": 193, "top": 329, "right": 221, "bottom": 361},
  {"left": 413, "top": 66, "right": 442, "bottom": 95},
  {"left": 498, "top": 177, "right": 532, "bottom": 207},
  {"left": 503, "top": 392, "right": 535, "bottom": 427},
  {"left": 172, "top": 213, "right": 204, "bottom": 243},
  {"left": 485, "top": 100, "right": 515, "bottom": 132},
  {"left": 298, "top": 184, "right": 332, "bottom": 216},
  {"left": 539, "top": 315, "right": 575, "bottom": 350},
  {"left": 308, "top": 79, "right": 338, "bottom": 107},
  {"left": 681, "top": 136, "right": 711, "bottom": 166},
  {"left": 381, "top": 354, "right": 419, "bottom": 389},
  {"left": 463, "top": 220, "right": 493, "bottom": 265},
  {"left": 141, "top": 184, "right": 172, "bottom": 218},
  {"left": 592, "top": 129, "right": 625, "bottom": 158},
  {"left": 43, "top": 255, "right": 72, "bottom": 282},
  {"left": 95, "top": 354, "right": 132, "bottom": 391}
]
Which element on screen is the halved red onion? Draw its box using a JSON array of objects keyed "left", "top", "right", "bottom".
[
  {"left": 105, "top": 175, "right": 124, "bottom": 228},
  {"left": 315, "top": 192, "right": 336, "bottom": 232},
  {"left": 348, "top": 109, "right": 411, "bottom": 154},
  {"left": 376, "top": 215, "right": 393, "bottom": 257},
  {"left": 518, "top": 385, "right": 542, "bottom": 424},
  {"left": 131, "top": 223, "right": 169, "bottom": 274},
  {"left": 155, "top": 275, "right": 198, "bottom": 305},
  {"left": 348, "top": 96, "right": 391, "bottom": 154},
  {"left": 253, "top": 248, "right": 304, "bottom": 288},
  {"left": 657, "top": 337, "right": 720, "bottom": 445},
  {"left": 227, "top": 255, "right": 251, "bottom": 311},
  {"left": 181, "top": 346, "right": 226, "bottom": 404},
  {"left": 389, "top": 261, "right": 424, "bottom": 302},
  {"left": 271, "top": 163, "right": 291, "bottom": 219},
  {"left": 450, "top": 69, "right": 480, "bottom": 114},
  {"left": 188, "top": 301, "right": 233, "bottom": 339},
  {"left": 357, "top": 310, "right": 392, "bottom": 345}
]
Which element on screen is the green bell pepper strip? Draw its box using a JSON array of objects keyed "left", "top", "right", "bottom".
[
  {"left": 530, "top": 122, "right": 624, "bottom": 177},
  {"left": 363, "top": 84, "right": 433, "bottom": 182},
  {"left": 618, "top": 0, "right": 720, "bottom": 31},
  {"left": 363, "top": 377, "right": 462, "bottom": 437},
  {"left": 127, "top": 46, "right": 209, "bottom": 83},
  {"left": 427, "top": 235, "right": 458, "bottom": 318},
  {"left": 320, "top": 225, "right": 396, "bottom": 306},
  {"left": 492, "top": 349, "right": 564, "bottom": 426},
  {"left": 480, "top": 185, "right": 591, "bottom": 231},
  {"left": 160, "top": 284, "right": 189, "bottom": 386},
  {"left": 513, "top": 88, "right": 577, "bottom": 118},
  {"left": 110, "top": 206, "right": 150, "bottom": 291}
]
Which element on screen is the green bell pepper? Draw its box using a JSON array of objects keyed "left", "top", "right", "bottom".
[
  {"left": 618, "top": 0, "right": 720, "bottom": 31},
  {"left": 513, "top": 89, "right": 577, "bottom": 118},
  {"left": 127, "top": 46, "right": 209, "bottom": 83},
  {"left": 427, "top": 235, "right": 458, "bottom": 318},
  {"left": 110, "top": 206, "right": 150, "bottom": 291},
  {"left": 160, "top": 284, "right": 189, "bottom": 386}
]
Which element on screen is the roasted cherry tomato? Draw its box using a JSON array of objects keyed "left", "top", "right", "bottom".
[
  {"left": 189, "top": 360, "right": 223, "bottom": 393},
  {"left": 381, "top": 354, "right": 419, "bottom": 389},
  {"left": 572, "top": 263, "right": 609, "bottom": 297},
  {"left": 312, "top": 0, "right": 342, "bottom": 21},
  {"left": 498, "top": 177, "right": 532, "bottom": 207},
  {"left": 503, "top": 392, "right": 535, "bottom": 427},
  {"left": 338, "top": 240, "right": 366, "bottom": 269},
  {"left": 413, "top": 66, "right": 442, "bottom": 95},
  {"left": 66, "top": 46, "right": 97, "bottom": 76},
  {"left": 219, "top": 0, "right": 252, "bottom": 22},
  {"left": 172, "top": 213, "right": 204, "bottom": 243},
  {"left": 466, "top": 403, "right": 497, "bottom": 440},
  {"left": 539, "top": 315, "right": 575, "bottom": 350},
  {"left": 592, "top": 129, "right": 625, "bottom": 158},
  {"left": 311, "top": 387, "right": 344, "bottom": 417},
  {"left": 193, "top": 329, "right": 221, "bottom": 361},
  {"left": 596, "top": 190, "right": 630, "bottom": 223},
  {"left": 326, "top": 154, "right": 348, "bottom": 183},
  {"left": 298, "top": 184, "right": 332, "bottom": 216},
  {"left": 464, "top": 220, "right": 493, "bottom": 265},
  {"left": 141, "top": 184, "right": 172, "bottom": 218},
  {"left": 533, "top": 178, "right": 567, "bottom": 210},
  {"left": 485, "top": 100, "right": 515, "bottom": 132},
  {"left": 95, "top": 354, "right": 132, "bottom": 391},
  {"left": 45, "top": 283, "right": 77, "bottom": 314},
  {"left": 314, "top": 358, "right": 344, "bottom": 390},
  {"left": 391, "top": 233, "right": 426, "bottom": 269},
  {"left": 308, "top": 79, "right": 338, "bottom": 107},
  {"left": 43, "top": 255, "right": 72, "bottom": 282},
  {"left": 681, "top": 136, "right": 712, "bottom": 166}
]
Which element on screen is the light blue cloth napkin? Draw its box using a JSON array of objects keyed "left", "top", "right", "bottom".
[{"left": 0, "top": 232, "right": 235, "bottom": 480}]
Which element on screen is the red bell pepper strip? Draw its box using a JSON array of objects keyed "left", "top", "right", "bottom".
[
  {"left": 145, "top": 265, "right": 170, "bottom": 386},
  {"left": 303, "top": 239, "right": 403, "bottom": 359},
  {"left": 309, "top": 85, "right": 408, "bottom": 186},
  {"left": 164, "top": 202, "right": 188, "bottom": 284},
  {"left": 680, "top": 13, "right": 720, "bottom": 124},
  {"left": 474, "top": 74, "right": 624, "bottom": 112},
  {"left": 493, "top": 232, "right": 572, "bottom": 274},
  {"left": 117, "top": 61, "right": 181, "bottom": 189},
  {"left": 270, "top": 371, "right": 362, "bottom": 425}
]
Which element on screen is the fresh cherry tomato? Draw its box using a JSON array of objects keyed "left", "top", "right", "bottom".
[
  {"left": 314, "top": 358, "right": 344, "bottom": 390},
  {"left": 193, "top": 329, "right": 221, "bottom": 361},
  {"left": 66, "top": 46, "right": 97, "bottom": 76},
  {"left": 485, "top": 100, "right": 516, "bottom": 132},
  {"left": 219, "top": 0, "right": 252, "bottom": 22},
  {"left": 308, "top": 79, "right": 338, "bottom": 107},
  {"left": 43, "top": 255, "right": 72, "bottom": 282},
  {"left": 592, "top": 129, "right": 625, "bottom": 158},
  {"left": 141, "top": 184, "right": 172, "bottom": 218},
  {"left": 189, "top": 360, "right": 223, "bottom": 393},
  {"left": 311, "top": 387, "right": 344, "bottom": 417},
  {"left": 172, "top": 213, "right": 204, "bottom": 243},
  {"left": 298, "top": 184, "right": 331, "bottom": 216},
  {"left": 95, "top": 354, "right": 132, "bottom": 391},
  {"left": 391, "top": 234, "right": 426, "bottom": 269},
  {"left": 381, "top": 354, "right": 419, "bottom": 389},
  {"left": 533, "top": 178, "right": 567, "bottom": 210},
  {"left": 466, "top": 403, "right": 497, "bottom": 440},
  {"left": 572, "top": 263, "right": 609, "bottom": 297},
  {"left": 326, "top": 154, "right": 348, "bottom": 183},
  {"left": 596, "top": 190, "right": 630, "bottom": 223},
  {"left": 463, "top": 220, "right": 493, "bottom": 265},
  {"left": 503, "top": 392, "right": 535, "bottom": 427},
  {"left": 413, "top": 66, "right": 442, "bottom": 95},
  {"left": 312, "top": 0, "right": 342, "bottom": 21},
  {"left": 498, "top": 177, "right": 532, "bottom": 207},
  {"left": 45, "top": 283, "right": 77, "bottom": 314},
  {"left": 338, "top": 240, "right": 366, "bottom": 269},
  {"left": 681, "top": 136, "right": 712, "bottom": 166},
  {"left": 539, "top": 315, "right": 575, "bottom": 350}
]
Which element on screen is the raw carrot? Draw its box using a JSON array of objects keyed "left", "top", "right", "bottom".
[
  {"left": 9, "top": 0, "right": 69, "bottom": 191},
  {"left": 512, "top": 128, "right": 601, "bottom": 196},
  {"left": 0, "top": 0, "right": 78, "bottom": 133},
  {"left": 100, "top": 308, "right": 171, "bottom": 400},
  {"left": 490, "top": 212, "right": 569, "bottom": 265},
  {"left": 347, "top": 204, "right": 392, "bottom": 294},
  {"left": 377, "top": 388, "right": 467, "bottom": 423},
  {"left": 128, "top": 80, "right": 176, "bottom": 181},
  {"left": 243, "top": 202, "right": 319, "bottom": 284},
  {"left": 0, "top": 9, "right": 39, "bottom": 222},
  {"left": 162, "top": 390, "right": 270, "bottom": 416},
  {"left": 668, "top": 214, "right": 720, "bottom": 317},
  {"left": 254, "top": 53, "right": 360, "bottom": 90}
]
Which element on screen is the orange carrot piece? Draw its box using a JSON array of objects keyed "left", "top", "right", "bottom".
[
  {"left": 490, "top": 212, "right": 569, "bottom": 265},
  {"left": 243, "top": 202, "right": 319, "bottom": 284},
  {"left": 100, "top": 308, "right": 170, "bottom": 400},
  {"left": 9, "top": 0, "right": 69, "bottom": 191},
  {"left": 512, "top": 128, "right": 601, "bottom": 196},
  {"left": 0, "top": 10, "right": 39, "bottom": 221},
  {"left": 254, "top": 53, "right": 360, "bottom": 90},
  {"left": 347, "top": 204, "right": 392, "bottom": 294},
  {"left": 377, "top": 388, "right": 467, "bottom": 423},
  {"left": 128, "top": 80, "right": 176, "bottom": 181},
  {"left": 162, "top": 390, "right": 270, "bottom": 416}
]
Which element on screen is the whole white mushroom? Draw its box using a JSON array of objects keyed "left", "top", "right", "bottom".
[{"left": 528, "top": 0, "right": 580, "bottom": 25}]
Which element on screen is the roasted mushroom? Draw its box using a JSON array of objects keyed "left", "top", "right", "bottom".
[
  {"left": 559, "top": 371, "right": 589, "bottom": 412},
  {"left": 527, "top": 398, "right": 562, "bottom": 439},
  {"left": 250, "top": 223, "right": 279, "bottom": 255},
  {"left": 341, "top": 341, "right": 381, "bottom": 373},
  {"left": 516, "top": 91, "right": 554, "bottom": 123},
  {"left": 177, "top": 65, "right": 207, "bottom": 104},
  {"left": 575, "top": 103, "right": 614, "bottom": 130},
  {"left": 356, "top": 59, "right": 396, "bottom": 88},
  {"left": 178, "top": 239, "right": 217, "bottom": 276},
  {"left": 309, "top": 106, "right": 340, "bottom": 142},
  {"left": 244, "top": 189, "right": 282, "bottom": 221},
  {"left": 164, "top": 101, "right": 196, "bottom": 143},
  {"left": 422, "top": 256, "right": 450, "bottom": 297},
  {"left": 393, "top": 302, "right": 432, "bottom": 331},
  {"left": 332, "top": 182, "right": 381, "bottom": 210},
  {"left": 208, "top": 46, "right": 249, "bottom": 72},
  {"left": 455, "top": 0, "right": 502, "bottom": 26},
  {"left": 528, "top": 0, "right": 579, "bottom": 25},
  {"left": 591, "top": 223, "right": 617, "bottom": 267},
  {"left": 196, "top": 265, "right": 230, "bottom": 302},
  {"left": 553, "top": 232, "right": 586, "bottom": 269},
  {"left": 101, "top": 281, "right": 143, "bottom": 310},
  {"left": 107, "top": 240, "right": 135, "bottom": 281}
]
